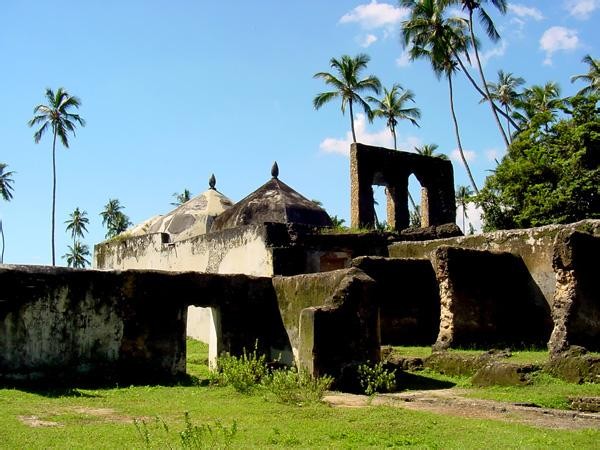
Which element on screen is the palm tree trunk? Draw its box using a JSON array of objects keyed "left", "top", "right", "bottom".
[
  {"left": 0, "top": 219, "right": 4, "bottom": 264},
  {"left": 51, "top": 128, "right": 57, "bottom": 266},
  {"left": 468, "top": 12, "right": 510, "bottom": 148},
  {"left": 448, "top": 76, "right": 479, "bottom": 194},
  {"left": 505, "top": 105, "right": 512, "bottom": 143},
  {"left": 391, "top": 124, "right": 397, "bottom": 150},
  {"left": 408, "top": 192, "right": 417, "bottom": 210},
  {"left": 349, "top": 99, "right": 357, "bottom": 143},
  {"left": 452, "top": 50, "right": 521, "bottom": 133},
  {"left": 462, "top": 207, "right": 466, "bottom": 233}
]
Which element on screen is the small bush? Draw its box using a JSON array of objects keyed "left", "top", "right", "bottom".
[
  {"left": 210, "top": 345, "right": 268, "bottom": 394},
  {"left": 266, "top": 367, "right": 333, "bottom": 405},
  {"left": 134, "top": 412, "right": 237, "bottom": 449},
  {"left": 358, "top": 362, "right": 396, "bottom": 395}
]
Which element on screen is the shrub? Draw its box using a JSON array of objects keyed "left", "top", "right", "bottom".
[
  {"left": 266, "top": 367, "right": 333, "bottom": 405},
  {"left": 358, "top": 361, "right": 396, "bottom": 395},
  {"left": 134, "top": 412, "right": 237, "bottom": 449},
  {"left": 210, "top": 345, "right": 268, "bottom": 394}
]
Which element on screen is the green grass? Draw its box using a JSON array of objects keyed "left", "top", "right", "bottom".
[
  {"left": 0, "top": 339, "right": 598, "bottom": 448},
  {"left": 390, "top": 346, "right": 553, "bottom": 364}
]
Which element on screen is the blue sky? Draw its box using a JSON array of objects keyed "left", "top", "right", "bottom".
[{"left": 1, "top": 0, "right": 598, "bottom": 265}]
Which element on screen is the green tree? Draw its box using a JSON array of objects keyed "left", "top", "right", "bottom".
[
  {"left": 478, "top": 93, "right": 600, "bottom": 230},
  {"left": 401, "top": 0, "right": 479, "bottom": 193},
  {"left": 65, "top": 207, "right": 89, "bottom": 245},
  {"left": 415, "top": 143, "right": 449, "bottom": 160},
  {"left": 63, "top": 241, "right": 90, "bottom": 269},
  {"left": 101, "top": 199, "right": 132, "bottom": 239},
  {"left": 482, "top": 70, "right": 525, "bottom": 141},
  {"left": 313, "top": 54, "right": 381, "bottom": 143},
  {"left": 453, "top": 0, "right": 510, "bottom": 147},
  {"left": 367, "top": 84, "right": 421, "bottom": 149},
  {"left": 456, "top": 185, "right": 473, "bottom": 232},
  {"left": 571, "top": 54, "right": 600, "bottom": 96},
  {"left": 513, "top": 82, "right": 564, "bottom": 132},
  {"left": 28, "top": 88, "right": 85, "bottom": 266},
  {"left": 171, "top": 189, "right": 192, "bottom": 206},
  {"left": 0, "top": 163, "right": 15, "bottom": 264}
]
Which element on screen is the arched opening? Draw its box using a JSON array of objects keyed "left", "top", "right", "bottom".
[
  {"left": 407, "top": 174, "right": 424, "bottom": 228},
  {"left": 372, "top": 185, "right": 387, "bottom": 230}
]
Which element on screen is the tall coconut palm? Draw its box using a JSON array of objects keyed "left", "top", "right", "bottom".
[
  {"left": 28, "top": 88, "right": 85, "bottom": 266},
  {"left": 456, "top": 185, "right": 473, "bottom": 232},
  {"left": 367, "top": 84, "right": 421, "bottom": 149},
  {"left": 401, "top": 0, "right": 479, "bottom": 193},
  {"left": 452, "top": 0, "right": 510, "bottom": 148},
  {"left": 63, "top": 241, "right": 90, "bottom": 269},
  {"left": 571, "top": 54, "right": 600, "bottom": 96},
  {"left": 415, "top": 143, "right": 449, "bottom": 160},
  {"left": 0, "top": 163, "right": 15, "bottom": 264},
  {"left": 101, "top": 199, "right": 131, "bottom": 239},
  {"left": 513, "top": 82, "right": 563, "bottom": 132},
  {"left": 313, "top": 54, "right": 382, "bottom": 143},
  {"left": 482, "top": 70, "right": 525, "bottom": 141},
  {"left": 65, "top": 207, "right": 89, "bottom": 246}
]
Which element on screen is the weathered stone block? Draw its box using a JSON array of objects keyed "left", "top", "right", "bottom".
[
  {"left": 472, "top": 362, "right": 539, "bottom": 387},
  {"left": 352, "top": 256, "right": 440, "bottom": 345},
  {"left": 549, "top": 230, "right": 600, "bottom": 354},
  {"left": 432, "top": 246, "right": 552, "bottom": 350}
]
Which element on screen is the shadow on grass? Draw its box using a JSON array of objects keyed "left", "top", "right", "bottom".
[
  {"left": 0, "top": 373, "right": 206, "bottom": 398},
  {"left": 396, "top": 371, "right": 456, "bottom": 391}
]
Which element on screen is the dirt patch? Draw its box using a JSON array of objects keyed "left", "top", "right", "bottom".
[
  {"left": 18, "top": 415, "right": 63, "bottom": 428},
  {"left": 70, "top": 407, "right": 140, "bottom": 423},
  {"left": 323, "top": 389, "right": 600, "bottom": 430}
]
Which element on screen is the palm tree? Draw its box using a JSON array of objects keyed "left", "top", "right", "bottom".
[
  {"left": 28, "top": 88, "right": 85, "bottom": 266},
  {"left": 0, "top": 163, "right": 15, "bottom": 264},
  {"left": 456, "top": 185, "right": 473, "bottom": 232},
  {"left": 452, "top": 0, "right": 510, "bottom": 148},
  {"left": 367, "top": 84, "right": 421, "bottom": 149},
  {"left": 63, "top": 241, "right": 90, "bottom": 269},
  {"left": 482, "top": 70, "right": 525, "bottom": 141},
  {"left": 401, "top": 0, "right": 480, "bottom": 193},
  {"left": 313, "top": 54, "right": 382, "bottom": 143},
  {"left": 65, "top": 207, "right": 89, "bottom": 245},
  {"left": 171, "top": 189, "right": 192, "bottom": 206},
  {"left": 415, "top": 143, "right": 449, "bottom": 160},
  {"left": 513, "top": 82, "right": 563, "bottom": 132},
  {"left": 571, "top": 54, "right": 600, "bottom": 96},
  {"left": 101, "top": 199, "right": 131, "bottom": 239}
]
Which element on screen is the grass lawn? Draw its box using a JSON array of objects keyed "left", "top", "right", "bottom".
[{"left": 0, "top": 340, "right": 598, "bottom": 448}]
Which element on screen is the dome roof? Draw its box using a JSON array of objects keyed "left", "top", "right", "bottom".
[
  {"left": 128, "top": 175, "right": 233, "bottom": 241},
  {"left": 211, "top": 162, "right": 332, "bottom": 232}
]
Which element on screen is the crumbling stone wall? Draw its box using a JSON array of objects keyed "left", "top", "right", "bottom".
[
  {"left": 549, "top": 231, "right": 600, "bottom": 354},
  {"left": 272, "top": 268, "right": 380, "bottom": 378},
  {"left": 350, "top": 143, "right": 455, "bottom": 230},
  {"left": 389, "top": 220, "right": 600, "bottom": 307},
  {"left": 351, "top": 256, "right": 440, "bottom": 345},
  {"left": 0, "top": 266, "right": 289, "bottom": 383},
  {"left": 431, "top": 246, "right": 552, "bottom": 350}
]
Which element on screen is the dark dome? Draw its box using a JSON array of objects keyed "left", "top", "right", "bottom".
[{"left": 211, "top": 177, "right": 332, "bottom": 232}]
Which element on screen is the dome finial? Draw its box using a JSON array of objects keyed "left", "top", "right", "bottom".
[
  {"left": 271, "top": 161, "right": 279, "bottom": 179},
  {"left": 209, "top": 173, "right": 216, "bottom": 190}
]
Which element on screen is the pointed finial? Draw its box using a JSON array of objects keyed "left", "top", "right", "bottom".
[
  {"left": 271, "top": 161, "right": 279, "bottom": 179},
  {"left": 209, "top": 173, "right": 216, "bottom": 190}
]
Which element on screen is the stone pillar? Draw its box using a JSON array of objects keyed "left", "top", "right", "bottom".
[{"left": 420, "top": 186, "right": 430, "bottom": 228}]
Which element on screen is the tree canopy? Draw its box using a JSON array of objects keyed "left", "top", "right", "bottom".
[{"left": 478, "top": 93, "right": 600, "bottom": 230}]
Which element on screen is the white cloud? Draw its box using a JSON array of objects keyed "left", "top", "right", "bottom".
[
  {"left": 480, "top": 41, "right": 507, "bottom": 66},
  {"left": 319, "top": 113, "right": 421, "bottom": 156},
  {"left": 539, "top": 26, "right": 579, "bottom": 65},
  {"left": 457, "top": 203, "right": 483, "bottom": 234},
  {"left": 451, "top": 148, "right": 477, "bottom": 163},
  {"left": 339, "top": 1, "right": 410, "bottom": 29},
  {"left": 507, "top": 4, "right": 544, "bottom": 20},
  {"left": 447, "top": 7, "right": 469, "bottom": 20},
  {"left": 396, "top": 49, "right": 412, "bottom": 67},
  {"left": 564, "top": 0, "right": 598, "bottom": 20},
  {"left": 359, "top": 34, "right": 378, "bottom": 48}
]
